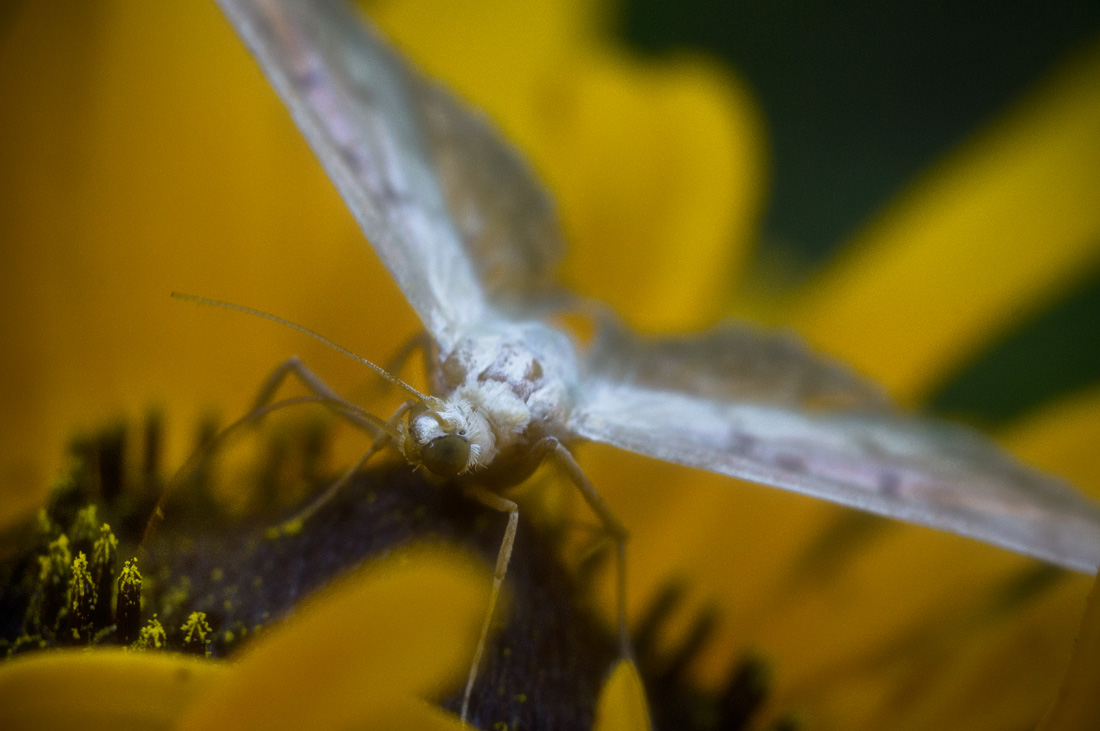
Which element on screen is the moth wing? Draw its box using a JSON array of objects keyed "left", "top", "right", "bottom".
[
  {"left": 582, "top": 320, "right": 894, "bottom": 411},
  {"left": 414, "top": 80, "right": 568, "bottom": 315},
  {"left": 215, "top": 0, "right": 567, "bottom": 348},
  {"left": 568, "top": 325, "right": 1100, "bottom": 573},
  {"left": 218, "top": 0, "right": 1100, "bottom": 572}
]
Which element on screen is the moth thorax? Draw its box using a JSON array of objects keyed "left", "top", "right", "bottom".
[{"left": 455, "top": 382, "right": 531, "bottom": 441}]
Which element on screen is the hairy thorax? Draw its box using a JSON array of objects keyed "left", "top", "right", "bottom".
[{"left": 429, "top": 322, "right": 579, "bottom": 482}]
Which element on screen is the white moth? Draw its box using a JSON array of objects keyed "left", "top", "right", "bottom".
[{"left": 211, "top": 0, "right": 1100, "bottom": 721}]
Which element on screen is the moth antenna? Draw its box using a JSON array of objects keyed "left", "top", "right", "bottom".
[{"left": 172, "top": 292, "right": 433, "bottom": 403}]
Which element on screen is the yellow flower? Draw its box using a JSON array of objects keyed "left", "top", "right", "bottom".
[
  {"left": 0, "top": 550, "right": 494, "bottom": 730},
  {"left": 2, "top": 1, "right": 1099, "bottom": 730}
]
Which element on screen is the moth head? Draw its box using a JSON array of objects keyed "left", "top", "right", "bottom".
[
  {"left": 402, "top": 399, "right": 474, "bottom": 478},
  {"left": 419, "top": 433, "right": 471, "bottom": 478}
]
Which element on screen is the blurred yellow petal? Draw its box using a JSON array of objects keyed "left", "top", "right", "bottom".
[
  {"left": 792, "top": 568, "right": 1091, "bottom": 730},
  {"left": 177, "top": 550, "right": 487, "bottom": 731},
  {"left": 369, "top": 0, "right": 590, "bottom": 121},
  {"left": 1037, "top": 572, "right": 1100, "bottom": 731},
  {"left": 1000, "top": 386, "right": 1100, "bottom": 501},
  {"left": 0, "top": 2, "right": 419, "bottom": 527},
  {"left": 544, "top": 51, "right": 764, "bottom": 331},
  {"left": 353, "top": 697, "right": 469, "bottom": 731},
  {"left": 891, "top": 573, "right": 1091, "bottom": 731},
  {"left": 788, "top": 40, "right": 1100, "bottom": 403},
  {"left": 594, "top": 660, "right": 652, "bottom": 731},
  {"left": 0, "top": 649, "right": 223, "bottom": 731}
]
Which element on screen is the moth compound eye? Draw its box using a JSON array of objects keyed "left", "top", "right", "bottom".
[{"left": 420, "top": 434, "right": 470, "bottom": 477}]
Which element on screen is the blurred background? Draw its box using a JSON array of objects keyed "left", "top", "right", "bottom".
[{"left": 620, "top": 0, "right": 1100, "bottom": 426}]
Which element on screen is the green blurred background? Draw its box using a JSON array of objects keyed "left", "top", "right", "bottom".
[{"left": 621, "top": 0, "right": 1100, "bottom": 427}]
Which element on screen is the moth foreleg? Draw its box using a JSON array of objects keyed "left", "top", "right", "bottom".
[
  {"left": 249, "top": 356, "right": 382, "bottom": 435},
  {"left": 460, "top": 485, "right": 519, "bottom": 725},
  {"left": 385, "top": 330, "right": 434, "bottom": 382},
  {"left": 345, "top": 331, "right": 434, "bottom": 404},
  {"left": 266, "top": 398, "right": 419, "bottom": 538},
  {"left": 141, "top": 358, "right": 390, "bottom": 553}
]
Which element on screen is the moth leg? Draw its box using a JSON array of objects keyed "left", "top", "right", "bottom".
[
  {"left": 267, "top": 398, "right": 418, "bottom": 538},
  {"left": 347, "top": 331, "right": 433, "bottom": 403},
  {"left": 141, "top": 358, "right": 392, "bottom": 552},
  {"left": 385, "top": 330, "right": 434, "bottom": 381},
  {"left": 248, "top": 356, "right": 381, "bottom": 434},
  {"left": 544, "top": 439, "right": 632, "bottom": 659},
  {"left": 460, "top": 485, "right": 519, "bottom": 725}
]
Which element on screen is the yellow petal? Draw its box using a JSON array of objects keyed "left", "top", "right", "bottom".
[
  {"left": 369, "top": 0, "right": 590, "bottom": 123},
  {"left": 177, "top": 549, "right": 488, "bottom": 731},
  {"left": 335, "top": 697, "right": 468, "bottom": 731},
  {"left": 787, "top": 569, "right": 1091, "bottom": 730},
  {"left": 0, "top": 2, "right": 419, "bottom": 526},
  {"left": 594, "top": 660, "right": 652, "bottom": 731},
  {"left": 788, "top": 40, "right": 1100, "bottom": 403},
  {"left": 0, "top": 649, "right": 223, "bottom": 731},
  {"left": 544, "top": 51, "right": 765, "bottom": 331},
  {"left": 893, "top": 572, "right": 1090, "bottom": 731},
  {"left": 999, "top": 385, "right": 1100, "bottom": 501},
  {"left": 748, "top": 526, "right": 1032, "bottom": 708},
  {"left": 1036, "top": 572, "right": 1100, "bottom": 731}
]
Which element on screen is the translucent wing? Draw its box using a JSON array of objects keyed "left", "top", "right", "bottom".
[
  {"left": 415, "top": 82, "right": 567, "bottom": 314},
  {"left": 583, "top": 320, "right": 893, "bottom": 411},
  {"left": 569, "top": 326, "right": 1100, "bottom": 572},
  {"left": 215, "top": 0, "right": 567, "bottom": 348}
]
